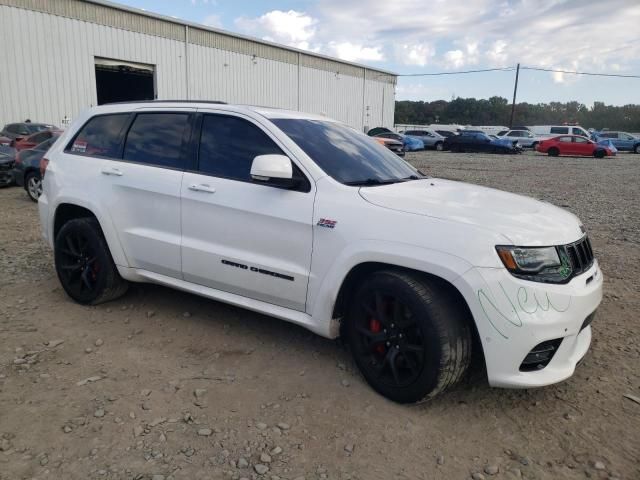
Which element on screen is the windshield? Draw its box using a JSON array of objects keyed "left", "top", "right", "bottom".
[{"left": 272, "top": 119, "right": 421, "bottom": 185}]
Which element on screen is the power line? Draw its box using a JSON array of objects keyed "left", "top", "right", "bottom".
[
  {"left": 521, "top": 66, "right": 640, "bottom": 79},
  {"left": 396, "top": 67, "right": 514, "bottom": 77}
]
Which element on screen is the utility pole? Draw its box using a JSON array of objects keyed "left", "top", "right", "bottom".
[{"left": 509, "top": 63, "right": 520, "bottom": 128}]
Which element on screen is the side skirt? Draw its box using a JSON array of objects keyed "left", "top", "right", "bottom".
[{"left": 117, "top": 266, "right": 336, "bottom": 338}]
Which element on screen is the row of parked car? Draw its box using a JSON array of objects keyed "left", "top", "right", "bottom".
[
  {"left": 0, "top": 121, "right": 62, "bottom": 200},
  {"left": 367, "top": 124, "right": 640, "bottom": 158}
]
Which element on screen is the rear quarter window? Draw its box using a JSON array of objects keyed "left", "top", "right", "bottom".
[
  {"left": 550, "top": 127, "right": 569, "bottom": 134},
  {"left": 67, "top": 114, "right": 131, "bottom": 158}
]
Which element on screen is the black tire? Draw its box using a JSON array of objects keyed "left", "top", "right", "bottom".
[
  {"left": 548, "top": 147, "right": 559, "bottom": 157},
  {"left": 594, "top": 149, "right": 606, "bottom": 159},
  {"left": 25, "top": 171, "right": 42, "bottom": 202},
  {"left": 634, "top": 144, "right": 640, "bottom": 154},
  {"left": 345, "top": 270, "right": 472, "bottom": 403},
  {"left": 531, "top": 142, "right": 539, "bottom": 151},
  {"left": 434, "top": 142, "right": 444, "bottom": 151},
  {"left": 54, "top": 217, "right": 128, "bottom": 305}
]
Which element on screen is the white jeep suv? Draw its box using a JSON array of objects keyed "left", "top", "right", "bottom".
[{"left": 39, "top": 101, "right": 603, "bottom": 403}]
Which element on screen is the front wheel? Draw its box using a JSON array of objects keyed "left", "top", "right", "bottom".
[
  {"left": 54, "top": 217, "right": 128, "bottom": 305},
  {"left": 434, "top": 142, "right": 444, "bottom": 151},
  {"left": 345, "top": 270, "right": 472, "bottom": 403},
  {"left": 25, "top": 172, "right": 42, "bottom": 202},
  {"left": 548, "top": 147, "right": 559, "bottom": 157},
  {"left": 634, "top": 144, "right": 640, "bottom": 154},
  {"left": 594, "top": 149, "right": 606, "bottom": 159}
]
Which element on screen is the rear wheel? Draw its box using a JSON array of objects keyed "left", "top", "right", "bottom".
[
  {"left": 531, "top": 142, "right": 539, "bottom": 151},
  {"left": 25, "top": 172, "right": 42, "bottom": 202},
  {"left": 634, "top": 144, "right": 640, "bottom": 154},
  {"left": 548, "top": 147, "right": 559, "bottom": 157},
  {"left": 434, "top": 142, "right": 444, "bottom": 151},
  {"left": 345, "top": 270, "right": 472, "bottom": 403},
  {"left": 54, "top": 217, "right": 128, "bottom": 305},
  {"left": 594, "top": 149, "right": 606, "bottom": 159}
]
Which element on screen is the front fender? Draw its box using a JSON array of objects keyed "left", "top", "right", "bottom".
[{"left": 307, "top": 239, "right": 474, "bottom": 337}]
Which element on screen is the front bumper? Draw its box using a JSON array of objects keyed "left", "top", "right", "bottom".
[{"left": 454, "top": 260, "right": 603, "bottom": 388}]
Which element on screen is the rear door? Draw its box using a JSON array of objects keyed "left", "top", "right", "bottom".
[
  {"left": 180, "top": 111, "right": 314, "bottom": 311},
  {"left": 67, "top": 110, "right": 193, "bottom": 278}
]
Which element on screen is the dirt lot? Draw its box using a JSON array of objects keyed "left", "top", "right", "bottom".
[{"left": 1, "top": 150, "right": 639, "bottom": 480}]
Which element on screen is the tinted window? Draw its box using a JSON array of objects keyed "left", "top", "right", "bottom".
[
  {"left": 572, "top": 127, "right": 586, "bottom": 135},
  {"left": 198, "top": 114, "right": 283, "bottom": 181},
  {"left": 124, "top": 113, "right": 189, "bottom": 168},
  {"left": 507, "top": 131, "right": 521, "bottom": 137},
  {"left": 550, "top": 127, "right": 569, "bottom": 134},
  {"left": 69, "top": 114, "right": 130, "bottom": 158},
  {"left": 272, "top": 119, "right": 419, "bottom": 185},
  {"left": 574, "top": 136, "right": 588, "bottom": 143}
]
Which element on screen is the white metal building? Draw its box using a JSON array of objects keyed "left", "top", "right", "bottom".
[{"left": 0, "top": 0, "right": 397, "bottom": 132}]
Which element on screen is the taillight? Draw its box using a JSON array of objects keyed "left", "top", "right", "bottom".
[{"left": 40, "top": 157, "right": 49, "bottom": 177}]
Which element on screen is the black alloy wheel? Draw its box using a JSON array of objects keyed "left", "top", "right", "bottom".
[
  {"left": 346, "top": 270, "right": 472, "bottom": 403},
  {"left": 54, "top": 217, "right": 128, "bottom": 305}
]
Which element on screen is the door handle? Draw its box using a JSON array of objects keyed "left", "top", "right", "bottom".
[
  {"left": 188, "top": 183, "right": 216, "bottom": 193},
  {"left": 101, "top": 167, "right": 123, "bottom": 176}
]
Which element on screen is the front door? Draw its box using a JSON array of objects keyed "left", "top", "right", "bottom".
[{"left": 180, "top": 112, "right": 314, "bottom": 312}]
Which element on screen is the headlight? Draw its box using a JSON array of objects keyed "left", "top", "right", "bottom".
[{"left": 496, "top": 245, "right": 572, "bottom": 283}]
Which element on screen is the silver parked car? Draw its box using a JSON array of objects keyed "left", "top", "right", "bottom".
[
  {"left": 496, "top": 129, "right": 540, "bottom": 148},
  {"left": 401, "top": 129, "right": 446, "bottom": 151}
]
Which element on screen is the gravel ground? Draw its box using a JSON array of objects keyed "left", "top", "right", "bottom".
[{"left": 0, "top": 150, "right": 639, "bottom": 480}]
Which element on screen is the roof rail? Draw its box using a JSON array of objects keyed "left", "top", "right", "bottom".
[{"left": 105, "top": 99, "right": 227, "bottom": 105}]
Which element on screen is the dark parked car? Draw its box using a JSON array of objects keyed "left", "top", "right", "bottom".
[
  {"left": 444, "top": 131, "right": 521, "bottom": 154},
  {"left": 1, "top": 122, "right": 56, "bottom": 145},
  {"left": 434, "top": 130, "right": 458, "bottom": 138},
  {"left": 13, "top": 135, "right": 59, "bottom": 201},
  {"left": 0, "top": 148, "right": 16, "bottom": 187}
]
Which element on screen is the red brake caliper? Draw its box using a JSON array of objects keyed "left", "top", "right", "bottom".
[{"left": 369, "top": 318, "right": 385, "bottom": 354}]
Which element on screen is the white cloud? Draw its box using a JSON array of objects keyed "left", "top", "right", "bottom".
[
  {"left": 235, "top": 10, "right": 317, "bottom": 50},
  {"left": 203, "top": 14, "right": 222, "bottom": 28},
  {"left": 398, "top": 44, "right": 435, "bottom": 67},
  {"left": 328, "top": 42, "right": 384, "bottom": 62},
  {"left": 443, "top": 50, "right": 465, "bottom": 69}
]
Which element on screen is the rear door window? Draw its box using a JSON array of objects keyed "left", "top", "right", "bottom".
[
  {"left": 559, "top": 136, "right": 572, "bottom": 143},
  {"left": 123, "top": 113, "right": 190, "bottom": 169},
  {"left": 68, "top": 114, "right": 131, "bottom": 158}
]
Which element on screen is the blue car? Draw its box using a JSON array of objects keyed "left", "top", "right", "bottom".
[{"left": 594, "top": 131, "right": 640, "bottom": 153}]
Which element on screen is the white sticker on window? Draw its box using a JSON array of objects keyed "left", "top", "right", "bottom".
[{"left": 72, "top": 141, "right": 87, "bottom": 153}]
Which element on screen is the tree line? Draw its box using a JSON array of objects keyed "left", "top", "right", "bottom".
[{"left": 395, "top": 97, "right": 640, "bottom": 131}]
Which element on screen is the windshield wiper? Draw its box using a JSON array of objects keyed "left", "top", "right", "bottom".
[{"left": 344, "top": 178, "right": 403, "bottom": 186}]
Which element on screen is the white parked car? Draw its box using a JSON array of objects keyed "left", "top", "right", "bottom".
[
  {"left": 39, "top": 102, "right": 602, "bottom": 403},
  {"left": 496, "top": 129, "right": 541, "bottom": 148},
  {"left": 529, "top": 125, "right": 591, "bottom": 139}
]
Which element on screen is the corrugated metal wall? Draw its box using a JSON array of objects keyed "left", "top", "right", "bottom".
[{"left": 0, "top": 3, "right": 395, "bottom": 130}]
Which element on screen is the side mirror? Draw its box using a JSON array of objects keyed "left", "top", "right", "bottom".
[{"left": 250, "top": 154, "right": 298, "bottom": 188}]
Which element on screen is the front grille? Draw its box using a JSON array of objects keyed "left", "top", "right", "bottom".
[
  {"left": 0, "top": 161, "right": 14, "bottom": 171},
  {"left": 561, "top": 236, "right": 594, "bottom": 277}
]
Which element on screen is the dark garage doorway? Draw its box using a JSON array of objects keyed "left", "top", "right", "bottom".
[{"left": 95, "top": 57, "right": 155, "bottom": 105}]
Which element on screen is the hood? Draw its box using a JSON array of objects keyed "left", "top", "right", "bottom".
[{"left": 359, "top": 178, "right": 583, "bottom": 246}]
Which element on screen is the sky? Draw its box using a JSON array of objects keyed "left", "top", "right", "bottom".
[{"left": 121, "top": 0, "right": 640, "bottom": 106}]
